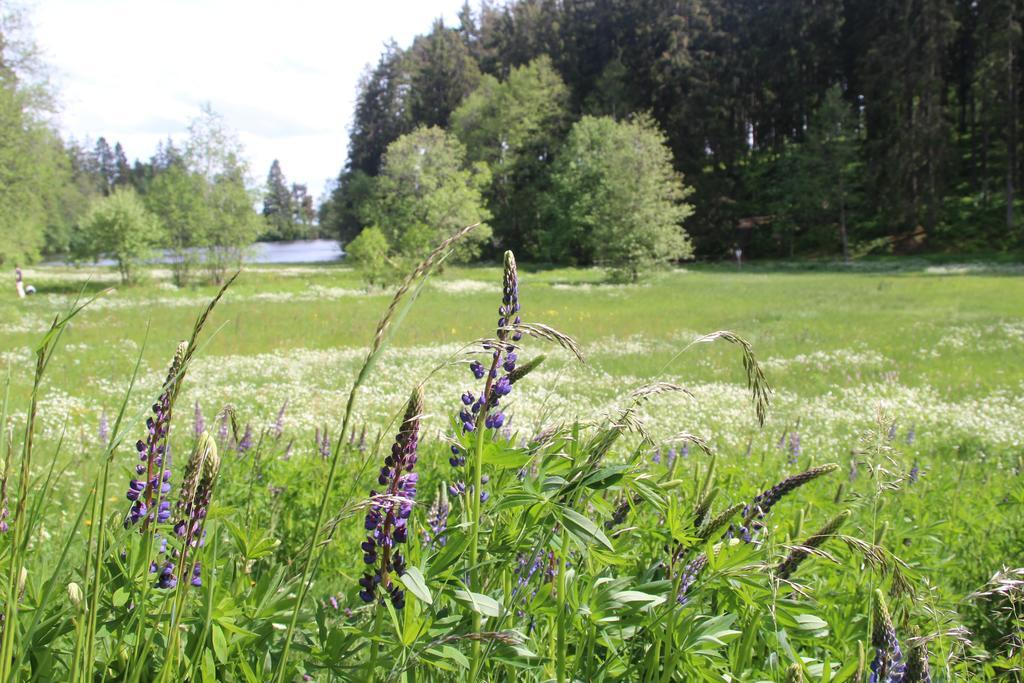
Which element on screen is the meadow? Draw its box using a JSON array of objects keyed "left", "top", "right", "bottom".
[{"left": 0, "top": 255, "right": 1021, "bottom": 681}]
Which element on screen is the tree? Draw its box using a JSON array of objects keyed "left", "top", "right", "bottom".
[
  {"left": 451, "top": 56, "right": 570, "bottom": 255},
  {"left": 548, "top": 115, "right": 694, "bottom": 281},
  {"left": 262, "top": 159, "right": 295, "bottom": 239},
  {"left": 408, "top": 19, "right": 481, "bottom": 129},
  {"left": 347, "top": 42, "right": 413, "bottom": 176},
  {"left": 145, "top": 165, "right": 208, "bottom": 286},
  {"left": 184, "top": 104, "right": 260, "bottom": 282},
  {"left": 362, "top": 126, "right": 491, "bottom": 262},
  {"left": 291, "top": 183, "right": 315, "bottom": 237},
  {"left": 93, "top": 137, "right": 116, "bottom": 195},
  {"left": 346, "top": 225, "right": 396, "bottom": 287},
  {"left": 113, "top": 142, "right": 131, "bottom": 188},
  {"left": 76, "top": 187, "right": 160, "bottom": 284},
  {"left": 0, "top": 5, "right": 79, "bottom": 265}
]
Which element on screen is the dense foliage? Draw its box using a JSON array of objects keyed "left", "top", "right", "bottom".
[{"left": 321, "top": 0, "right": 1024, "bottom": 260}]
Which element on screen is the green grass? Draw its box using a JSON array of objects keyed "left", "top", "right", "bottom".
[{"left": 0, "top": 260, "right": 1021, "bottom": 680}]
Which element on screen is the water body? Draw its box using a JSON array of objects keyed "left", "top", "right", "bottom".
[{"left": 43, "top": 239, "right": 345, "bottom": 266}]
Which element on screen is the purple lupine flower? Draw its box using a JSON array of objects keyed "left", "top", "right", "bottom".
[
  {"left": 680, "top": 444, "right": 689, "bottom": 459},
  {"left": 423, "top": 487, "right": 450, "bottom": 548},
  {"left": 156, "top": 561, "right": 177, "bottom": 589},
  {"left": 271, "top": 399, "right": 288, "bottom": 439},
  {"left": 315, "top": 427, "right": 331, "bottom": 459},
  {"left": 98, "top": 410, "right": 109, "bottom": 443},
  {"left": 905, "top": 425, "right": 916, "bottom": 446},
  {"left": 788, "top": 431, "right": 801, "bottom": 465},
  {"left": 869, "top": 590, "right": 906, "bottom": 682},
  {"left": 666, "top": 448, "right": 677, "bottom": 467},
  {"left": 652, "top": 449, "right": 662, "bottom": 465},
  {"left": 729, "top": 464, "right": 839, "bottom": 543},
  {"left": 193, "top": 401, "right": 205, "bottom": 439},
  {"left": 358, "top": 389, "right": 423, "bottom": 610},
  {"left": 171, "top": 432, "right": 220, "bottom": 589},
  {"left": 676, "top": 553, "right": 708, "bottom": 605},
  {"left": 217, "top": 412, "right": 229, "bottom": 444},
  {"left": 449, "top": 251, "right": 524, "bottom": 500},
  {"left": 237, "top": 424, "right": 254, "bottom": 454},
  {"left": 0, "top": 470, "right": 9, "bottom": 534},
  {"left": 887, "top": 423, "right": 898, "bottom": 441},
  {"left": 908, "top": 463, "right": 920, "bottom": 483},
  {"left": 125, "top": 342, "right": 188, "bottom": 530}
]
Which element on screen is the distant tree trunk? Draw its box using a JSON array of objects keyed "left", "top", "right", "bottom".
[
  {"left": 1007, "top": 7, "right": 1017, "bottom": 236},
  {"left": 838, "top": 175, "right": 850, "bottom": 261}
]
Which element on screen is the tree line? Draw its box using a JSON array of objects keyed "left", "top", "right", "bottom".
[
  {"left": 0, "top": 5, "right": 320, "bottom": 282},
  {"left": 321, "top": 0, "right": 1024, "bottom": 262}
]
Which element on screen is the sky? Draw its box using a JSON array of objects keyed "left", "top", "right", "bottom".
[{"left": 31, "top": 0, "right": 467, "bottom": 202}]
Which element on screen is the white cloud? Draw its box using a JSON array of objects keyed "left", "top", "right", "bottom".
[{"left": 32, "top": 0, "right": 467, "bottom": 200}]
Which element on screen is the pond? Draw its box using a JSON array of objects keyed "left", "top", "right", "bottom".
[{"left": 42, "top": 239, "right": 345, "bottom": 266}]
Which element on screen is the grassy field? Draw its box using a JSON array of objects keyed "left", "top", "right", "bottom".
[
  {"left": 3, "top": 262, "right": 1022, "bottom": 446},
  {"left": 0, "top": 260, "right": 1022, "bottom": 680}
]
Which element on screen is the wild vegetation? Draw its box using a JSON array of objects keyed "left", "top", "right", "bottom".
[{"left": 0, "top": 234, "right": 1021, "bottom": 680}]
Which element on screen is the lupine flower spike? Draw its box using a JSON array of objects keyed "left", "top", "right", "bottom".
[
  {"left": 450, "top": 251, "right": 527, "bottom": 500},
  {"left": 733, "top": 463, "right": 839, "bottom": 542},
  {"left": 98, "top": 410, "right": 109, "bottom": 443},
  {"left": 165, "top": 431, "right": 220, "bottom": 589},
  {"left": 423, "top": 485, "right": 450, "bottom": 548},
  {"left": 358, "top": 388, "right": 423, "bottom": 609},
  {"left": 125, "top": 341, "right": 188, "bottom": 529},
  {"left": 776, "top": 510, "right": 849, "bottom": 579},
  {"left": 193, "top": 400, "right": 204, "bottom": 439},
  {"left": 869, "top": 589, "right": 906, "bottom": 682}
]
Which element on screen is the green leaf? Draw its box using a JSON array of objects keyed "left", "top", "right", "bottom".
[
  {"left": 439, "top": 645, "right": 470, "bottom": 669},
  {"left": 453, "top": 589, "right": 502, "bottom": 617},
  {"left": 201, "top": 650, "right": 217, "bottom": 683},
  {"left": 561, "top": 508, "right": 614, "bottom": 551},
  {"left": 484, "top": 444, "right": 532, "bottom": 470},
  {"left": 211, "top": 624, "right": 228, "bottom": 664},
  {"left": 610, "top": 590, "right": 665, "bottom": 607},
  {"left": 399, "top": 567, "right": 432, "bottom": 606},
  {"left": 111, "top": 587, "right": 129, "bottom": 608},
  {"left": 581, "top": 465, "right": 628, "bottom": 490}
]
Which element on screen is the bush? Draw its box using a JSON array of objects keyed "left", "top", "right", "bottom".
[
  {"left": 75, "top": 187, "right": 160, "bottom": 284},
  {"left": 346, "top": 226, "right": 397, "bottom": 287}
]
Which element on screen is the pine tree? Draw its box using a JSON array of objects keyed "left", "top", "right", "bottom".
[{"left": 262, "top": 159, "right": 294, "bottom": 239}]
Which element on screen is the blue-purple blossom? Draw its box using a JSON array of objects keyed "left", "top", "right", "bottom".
[
  {"left": 156, "top": 561, "right": 177, "bottom": 589},
  {"left": 788, "top": 432, "right": 801, "bottom": 465},
  {"left": 423, "top": 488, "right": 449, "bottom": 548},
  {"left": 358, "top": 389, "right": 423, "bottom": 610},
  {"left": 676, "top": 554, "right": 708, "bottom": 605},
  {"left": 193, "top": 401, "right": 205, "bottom": 439},
  {"left": 171, "top": 432, "right": 220, "bottom": 589},
  {"left": 449, "top": 251, "right": 524, "bottom": 501},
  {"left": 124, "top": 342, "right": 187, "bottom": 530},
  {"left": 237, "top": 424, "right": 254, "bottom": 454},
  {"left": 99, "top": 410, "right": 109, "bottom": 443},
  {"left": 869, "top": 590, "right": 906, "bottom": 682},
  {"left": 272, "top": 399, "right": 288, "bottom": 439}
]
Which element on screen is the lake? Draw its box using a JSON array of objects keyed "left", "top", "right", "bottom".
[{"left": 42, "top": 239, "right": 345, "bottom": 267}]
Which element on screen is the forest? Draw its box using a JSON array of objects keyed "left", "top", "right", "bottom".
[{"left": 320, "top": 0, "right": 1024, "bottom": 262}]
